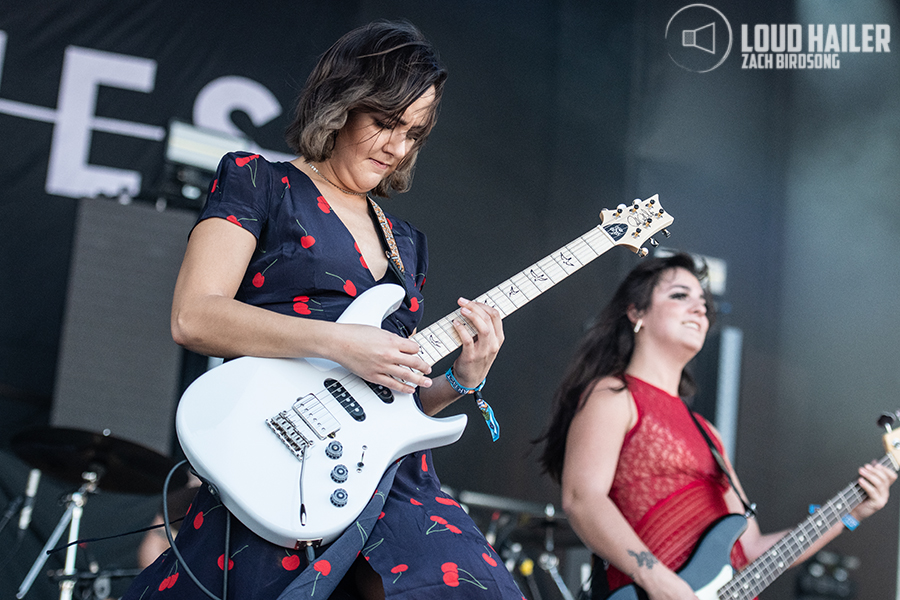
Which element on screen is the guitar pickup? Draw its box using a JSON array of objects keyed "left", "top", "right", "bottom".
[
  {"left": 292, "top": 394, "right": 342, "bottom": 439},
  {"left": 325, "top": 379, "right": 366, "bottom": 421}
]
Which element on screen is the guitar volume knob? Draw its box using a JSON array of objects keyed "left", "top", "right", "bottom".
[
  {"left": 325, "top": 441, "right": 343, "bottom": 459},
  {"left": 330, "top": 488, "right": 348, "bottom": 507},
  {"left": 331, "top": 464, "right": 349, "bottom": 483}
]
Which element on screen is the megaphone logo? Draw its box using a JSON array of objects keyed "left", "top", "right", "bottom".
[
  {"left": 666, "top": 4, "right": 732, "bottom": 73},
  {"left": 683, "top": 22, "right": 716, "bottom": 54}
]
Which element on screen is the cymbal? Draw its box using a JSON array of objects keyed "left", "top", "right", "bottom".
[{"left": 11, "top": 426, "right": 187, "bottom": 495}]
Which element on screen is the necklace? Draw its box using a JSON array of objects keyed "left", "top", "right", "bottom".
[{"left": 306, "top": 162, "right": 368, "bottom": 197}]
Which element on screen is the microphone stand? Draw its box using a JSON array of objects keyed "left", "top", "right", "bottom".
[{"left": 17, "top": 469, "right": 100, "bottom": 600}]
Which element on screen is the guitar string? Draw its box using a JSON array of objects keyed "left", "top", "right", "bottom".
[
  {"left": 720, "top": 453, "right": 894, "bottom": 598},
  {"left": 414, "top": 230, "right": 616, "bottom": 362}
]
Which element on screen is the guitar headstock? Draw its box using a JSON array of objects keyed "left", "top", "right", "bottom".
[
  {"left": 880, "top": 411, "right": 900, "bottom": 470},
  {"left": 598, "top": 194, "right": 673, "bottom": 256}
]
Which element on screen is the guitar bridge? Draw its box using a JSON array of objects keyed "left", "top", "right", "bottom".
[{"left": 266, "top": 394, "right": 341, "bottom": 459}]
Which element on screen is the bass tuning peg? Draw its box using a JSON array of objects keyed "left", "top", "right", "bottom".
[{"left": 877, "top": 411, "right": 898, "bottom": 433}]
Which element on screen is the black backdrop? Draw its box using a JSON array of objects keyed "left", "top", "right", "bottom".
[{"left": 2, "top": 1, "right": 899, "bottom": 599}]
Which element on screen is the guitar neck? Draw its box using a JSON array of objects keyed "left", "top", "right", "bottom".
[
  {"left": 412, "top": 225, "right": 615, "bottom": 366},
  {"left": 721, "top": 453, "right": 898, "bottom": 600}
]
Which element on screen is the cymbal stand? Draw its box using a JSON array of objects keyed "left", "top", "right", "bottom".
[
  {"left": 537, "top": 504, "right": 575, "bottom": 600},
  {"left": 17, "top": 470, "right": 100, "bottom": 600}
]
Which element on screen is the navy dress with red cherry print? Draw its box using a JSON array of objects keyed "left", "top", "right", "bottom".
[{"left": 120, "top": 152, "right": 523, "bottom": 600}]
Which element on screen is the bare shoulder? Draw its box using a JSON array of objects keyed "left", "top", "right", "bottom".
[{"left": 575, "top": 375, "right": 635, "bottom": 431}]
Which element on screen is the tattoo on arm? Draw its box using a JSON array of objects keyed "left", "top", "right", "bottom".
[{"left": 628, "top": 549, "right": 658, "bottom": 569}]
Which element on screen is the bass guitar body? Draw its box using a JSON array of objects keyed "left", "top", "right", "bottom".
[{"left": 606, "top": 514, "right": 747, "bottom": 600}]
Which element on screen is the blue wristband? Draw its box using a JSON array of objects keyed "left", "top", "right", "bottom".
[
  {"left": 444, "top": 367, "right": 486, "bottom": 395},
  {"left": 842, "top": 514, "right": 859, "bottom": 531}
]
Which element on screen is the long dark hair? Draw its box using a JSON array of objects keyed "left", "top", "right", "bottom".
[
  {"left": 537, "top": 252, "right": 715, "bottom": 483},
  {"left": 285, "top": 20, "right": 448, "bottom": 197}
]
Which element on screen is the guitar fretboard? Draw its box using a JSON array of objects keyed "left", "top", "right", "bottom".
[
  {"left": 718, "top": 453, "right": 898, "bottom": 600},
  {"left": 412, "top": 225, "right": 616, "bottom": 366}
]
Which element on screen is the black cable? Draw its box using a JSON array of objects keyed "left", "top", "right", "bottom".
[
  {"left": 222, "top": 510, "right": 230, "bottom": 599},
  {"left": 162, "top": 459, "right": 223, "bottom": 600},
  {"left": 46, "top": 518, "right": 185, "bottom": 554}
]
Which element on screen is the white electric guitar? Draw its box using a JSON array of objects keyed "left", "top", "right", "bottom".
[{"left": 176, "top": 195, "right": 672, "bottom": 550}]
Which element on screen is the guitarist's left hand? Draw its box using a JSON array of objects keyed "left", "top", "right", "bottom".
[
  {"left": 850, "top": 461, "right": 897, "bottom": 521},
  {"left": 419, "top": 297, "right": 504, "bottom": 416},
  {"left": 450, "top": 297, "right": 505, "bottom": 385}
]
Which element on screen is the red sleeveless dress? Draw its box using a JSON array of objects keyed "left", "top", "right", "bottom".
[{"left": 604, "top": 375, "right": 749, "bottom": 591}]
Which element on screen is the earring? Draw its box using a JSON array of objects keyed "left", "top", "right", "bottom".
[{"left": 633, "top": 319, "right": 643, "bottom": 334}]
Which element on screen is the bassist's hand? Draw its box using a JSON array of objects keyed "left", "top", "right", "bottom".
[
  {"left": 850, "top": 461, "right": 897, "bottom": 521},
  {"left": 639, "top": 567, "right": 700, "bottom": 600}
]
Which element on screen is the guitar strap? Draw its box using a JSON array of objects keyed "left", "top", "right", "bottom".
[
  {"left": 368, "top": 197, "right": 414, "bottom": 307},
  {"left": 682, "top": 400, "right": 757, "bottom": 518}
]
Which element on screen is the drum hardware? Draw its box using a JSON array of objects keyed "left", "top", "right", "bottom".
[{"left": 10, "top": 426, "right": 187, "bottom": 600}]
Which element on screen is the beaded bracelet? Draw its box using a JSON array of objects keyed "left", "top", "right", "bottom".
[{"left": 444, "top": 366, "right": 486, "bottom": 395}]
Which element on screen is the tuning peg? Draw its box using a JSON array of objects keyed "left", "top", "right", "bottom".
[
  {"left": 878, "top": 412, "right": 899, "bottom": 433},
  {"left": 649, "top": 238, "right": 659, "bottom": 247},
  {"left": 662, "top": 229, "right": 671, "bottom": 238},
  {"left": 636, "top": 248, "right": 649, "bottom": 258}
]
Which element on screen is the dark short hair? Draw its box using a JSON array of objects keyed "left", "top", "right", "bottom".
[{"left": 285, "top": 20, "right": 448, "bottom": 197}]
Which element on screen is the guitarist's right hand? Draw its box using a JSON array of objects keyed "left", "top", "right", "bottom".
[
  {"left": 326, "top": 323, "right": 433, "bottom": 395},
  {"left": 639, "top": 568, "right": 700, "bottom": 600}
]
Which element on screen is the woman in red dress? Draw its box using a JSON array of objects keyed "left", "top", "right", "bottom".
[{"left": 538, "top": 252, "right": 896, "bottom": 600}]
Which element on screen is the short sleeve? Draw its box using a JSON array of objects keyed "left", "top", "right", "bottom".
[{"left": 199, "top": 152, "right": 273, "bottom": 240}]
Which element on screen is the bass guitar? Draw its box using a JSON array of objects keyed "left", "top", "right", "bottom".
[
  {"left": 608, "top": 417, "right": 900, "bottom": 599},
  {"left": 176, "top": 195, "right": 672, "bottom": 549}
]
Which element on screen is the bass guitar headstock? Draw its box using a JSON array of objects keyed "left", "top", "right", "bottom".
[{"left": 599, "top": 194, "right": 673, "bottom": 257}]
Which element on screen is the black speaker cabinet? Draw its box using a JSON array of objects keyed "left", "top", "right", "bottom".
[{"left": 51, "top": 197, "right": 195, "bottom": 456}]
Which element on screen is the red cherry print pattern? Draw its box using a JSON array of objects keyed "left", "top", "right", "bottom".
[
  {"left": 192, "top": 503, "right": 221, "bottom": 530},
  {"left": 325, "top": 272, "right": 357, "bottom": 297},
  {"left": 410, "top": 498, "right": 423, "bottom": 506},
  {"left": 225, "top": 215, "right": 257, "bottom": 228},
  {"left": 211, "top": 179, "right": 218, "bottom": 193},
  {"left": 293, "top": 295, "right": 322, "bottom": 315},
  {"left": 282, "top": 553, "right": 301, "bottom": 571},
  {"left": 440, "top": 562, "right": 487, "bottom": 589},
  {"left": 390, "top": 564, "right": 408, "bottom": 583},
  {"left": 252, "top": 259, "right": 277, "bottom": 288},
  {"left": 447, "top": 524, "right": 462, "bottom": 534},
  {"left": 317, "top": 196, "right": 331, "bottom": 213},
  {"left": 158, "top": 571, "right": 179, "bottom": 591},
  {"left": 217, "top": 555, "right": 234, "bottom": 570},
  {"left": 295, "top": 219, "right": 316, "bottom": 248},
  {"left": 281, "top": 175, "right": 291, "bottom": 198},
  {"left": 482, "top": 552, "right": 498, "bottom": 567},
  {"left": 234, "top": 154, "right": 259, "bottom": 167},
  {"left": 436, "top": 497, "right": 461, "bottom": 508},
  {"left": 420, "top": 454, "right": 428, "bottom": 472},
  {"left": 311, "top": 559, "right": 332, "bottom": 596},
  {"left": 354, "top": 242, "right": 368, "bottom": 269},
  {"left": 442, "top": 563, "right": 459, "bottom": 587},
  {"left": 235, "top": 154, "right": 260, "bottom": 187},
  {"left": 409, "top": 297, "right": 420, "bottom": 312}
]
